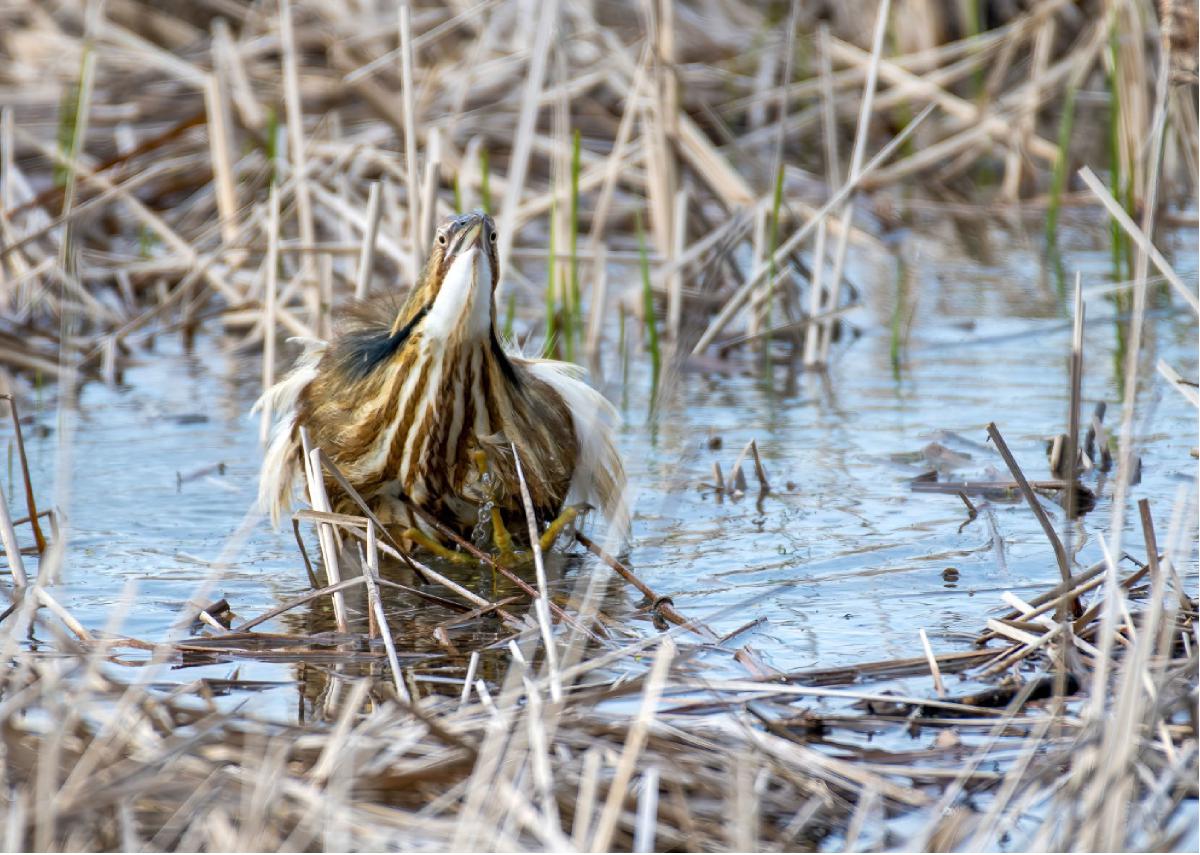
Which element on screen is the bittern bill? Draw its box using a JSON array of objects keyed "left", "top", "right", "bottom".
[{"left": 256, "top": 210, "right": 626, "bottom": 559}]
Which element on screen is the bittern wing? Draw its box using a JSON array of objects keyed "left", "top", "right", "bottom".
[
  {"left": 253, "top": 336, "right": 326, "bottom": 527},
  {"left": 520, "top": 357, "right": 627, "bottom": 535}
]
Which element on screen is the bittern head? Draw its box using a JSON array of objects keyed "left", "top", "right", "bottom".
[{"left": 398, "top": 210, "right": 500, "bottom": 343}]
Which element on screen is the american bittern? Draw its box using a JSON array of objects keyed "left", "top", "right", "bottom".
[{"left": 257, "top": 210, "right": 625, "bottom": 559}]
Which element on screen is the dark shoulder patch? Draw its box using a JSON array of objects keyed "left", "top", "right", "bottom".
[
  {"left": 335, "top": 303, "right": 430, "bottom": 380},
  {"left": 491, "top": 331, "right": 521, "bottom": 388}
]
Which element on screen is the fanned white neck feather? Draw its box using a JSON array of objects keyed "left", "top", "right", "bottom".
[{"left": 423, "top": 247, "right": 492, "bottom": 342}]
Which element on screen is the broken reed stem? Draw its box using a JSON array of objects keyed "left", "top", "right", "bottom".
[
  {"left": 366, "top": 519, "right": 410, "bottom": 702},
  {"left": 1137, "top": 498, "right": 1190, "bottom": 614},
  {"left": 2, "top": 395, "right": 45, "bottom": 553},
  {"left": 1063, "top": 271, "right": 1084, "bottom": 531},
  {"left": 31, "top": 585, "right": 92, "bottom": 642},
  {"left": 1156, "top": 358, "right": 1200, "bottom": 407},
  {"left": 918, "top": 628, "right": 945, "bottom": 698},
  {"left": 986, "top": 422, "right": 1077, "bottom": 619},
  {"left": 574, "top": 531, "right": 717, "bottom": 641},
  {"left": 420, "top": 128, "right": 441, "bottom": 253}
]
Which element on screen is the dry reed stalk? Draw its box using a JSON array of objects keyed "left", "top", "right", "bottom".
[
  {"left": 1078, "top": 166, "right": 1198, "bottom": 313},
  {"left": 0, "top": 478, "right": 27, "bottom": 586},
  {"left": 584, "top": 46, "right": 649, "bottom": 241},
  {"left": 307, "top": 179, "right": 412, "bottom": 273},
  {"left": 1156, "top": 358, "right": 1200, "bottom": 407},
  {"left": 511, "top": 444, "right": 562, "bottom": 703},
  {"left": 574, "top": 531, "right": 717, "bottom": 642},
  {"left": 830, "top": 35, "right": 1060, "bottom": 165},
  {"left": 202, "top": 72, "right": 238, "bottom": 248},
  {"left": 588, "top": 635, "right": 675, "bottom": 852},
  {"left": 234, "top": 575, "right": 367, "bottom": 633},
  {"left": 299, "top": 429, "right": 349, "bottom": 633},
  {"left": 815, "top": 0, "right": 891, "bottom": 366},
  {"left": 495, "top": 0, "right": 558, "bottom": 285},
  {"left": 398, "top": 3, "right": 421, "bottom": 279},
  {"left": 986, "top": 422, "right": 1076, "bottom": 615},
  {"left": 1083, "top": 49, "right": 1179, "bottom": 613},
  {"left": 666, "top": 187, "right": 686, "bottom": 341},
  {"left": 353, "top": 181, "right": 383, "bottom": 301},
  {"left": 802, "top": 24, "right": 840, "bottom": 366},
  {"left": 420, "top": 127, "right": 442, "bottom": 250},
  {"left": 258, "top": 184, "right": 280, "bottom": 446},
  {"left": 279, "top": 0, "right": 317, "bottom": 307},
  {"left": 364, "top": 519, "right": 409, "bottom": 702},
  {"left": 640, "top": 3, "right": 675, "bottom": 263}
]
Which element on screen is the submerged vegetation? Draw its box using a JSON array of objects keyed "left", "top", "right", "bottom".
[{"left": 0, "top": 0, "right": 1197, "bottom": 850}]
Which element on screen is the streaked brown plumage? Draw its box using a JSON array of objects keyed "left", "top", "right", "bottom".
[{"left": 257, "top": 210, "right": 625, "bottom": 549}]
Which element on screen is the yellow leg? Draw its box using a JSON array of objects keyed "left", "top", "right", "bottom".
[
  {"left": 538, "top": 506, "right": 580, "bottom": 553},
  {"left": 472, "top": 449, "right": 489, "bottom": 479},
  {"left": 403, "top": 528, "right": 474, "bottom": 565},
  {"left": 490, "top": 506, "right": 515, "bottom": 556}
]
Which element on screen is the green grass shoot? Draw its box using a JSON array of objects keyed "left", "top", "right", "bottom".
[
  {"left": 567, "top": 128, "right": 582, "bottom": 361},
  {"left": 635, "top": 209, "right": 661, "bottom": 394},
  {"left": 543, "top": 200, "right": 558, "bottom": 358}
]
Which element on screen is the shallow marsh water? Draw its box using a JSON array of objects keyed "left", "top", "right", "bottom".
[{"left": 4, "top": 217, "right": 1198, "bottom": 738}]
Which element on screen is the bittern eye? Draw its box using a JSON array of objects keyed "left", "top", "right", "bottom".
[
  {"left": 488, "top": 231, "right": 497, "bottom": 243},
  {"left": 437, "top": 232, "right": 448, "bottom": 247}
]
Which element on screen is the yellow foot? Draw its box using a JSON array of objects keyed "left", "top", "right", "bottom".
[
  {"left": 538, "top": 505, "right": 581, "bottom": 553},
  {"left": 403, "top": 528, "right": 475, "bottom": 565}
]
